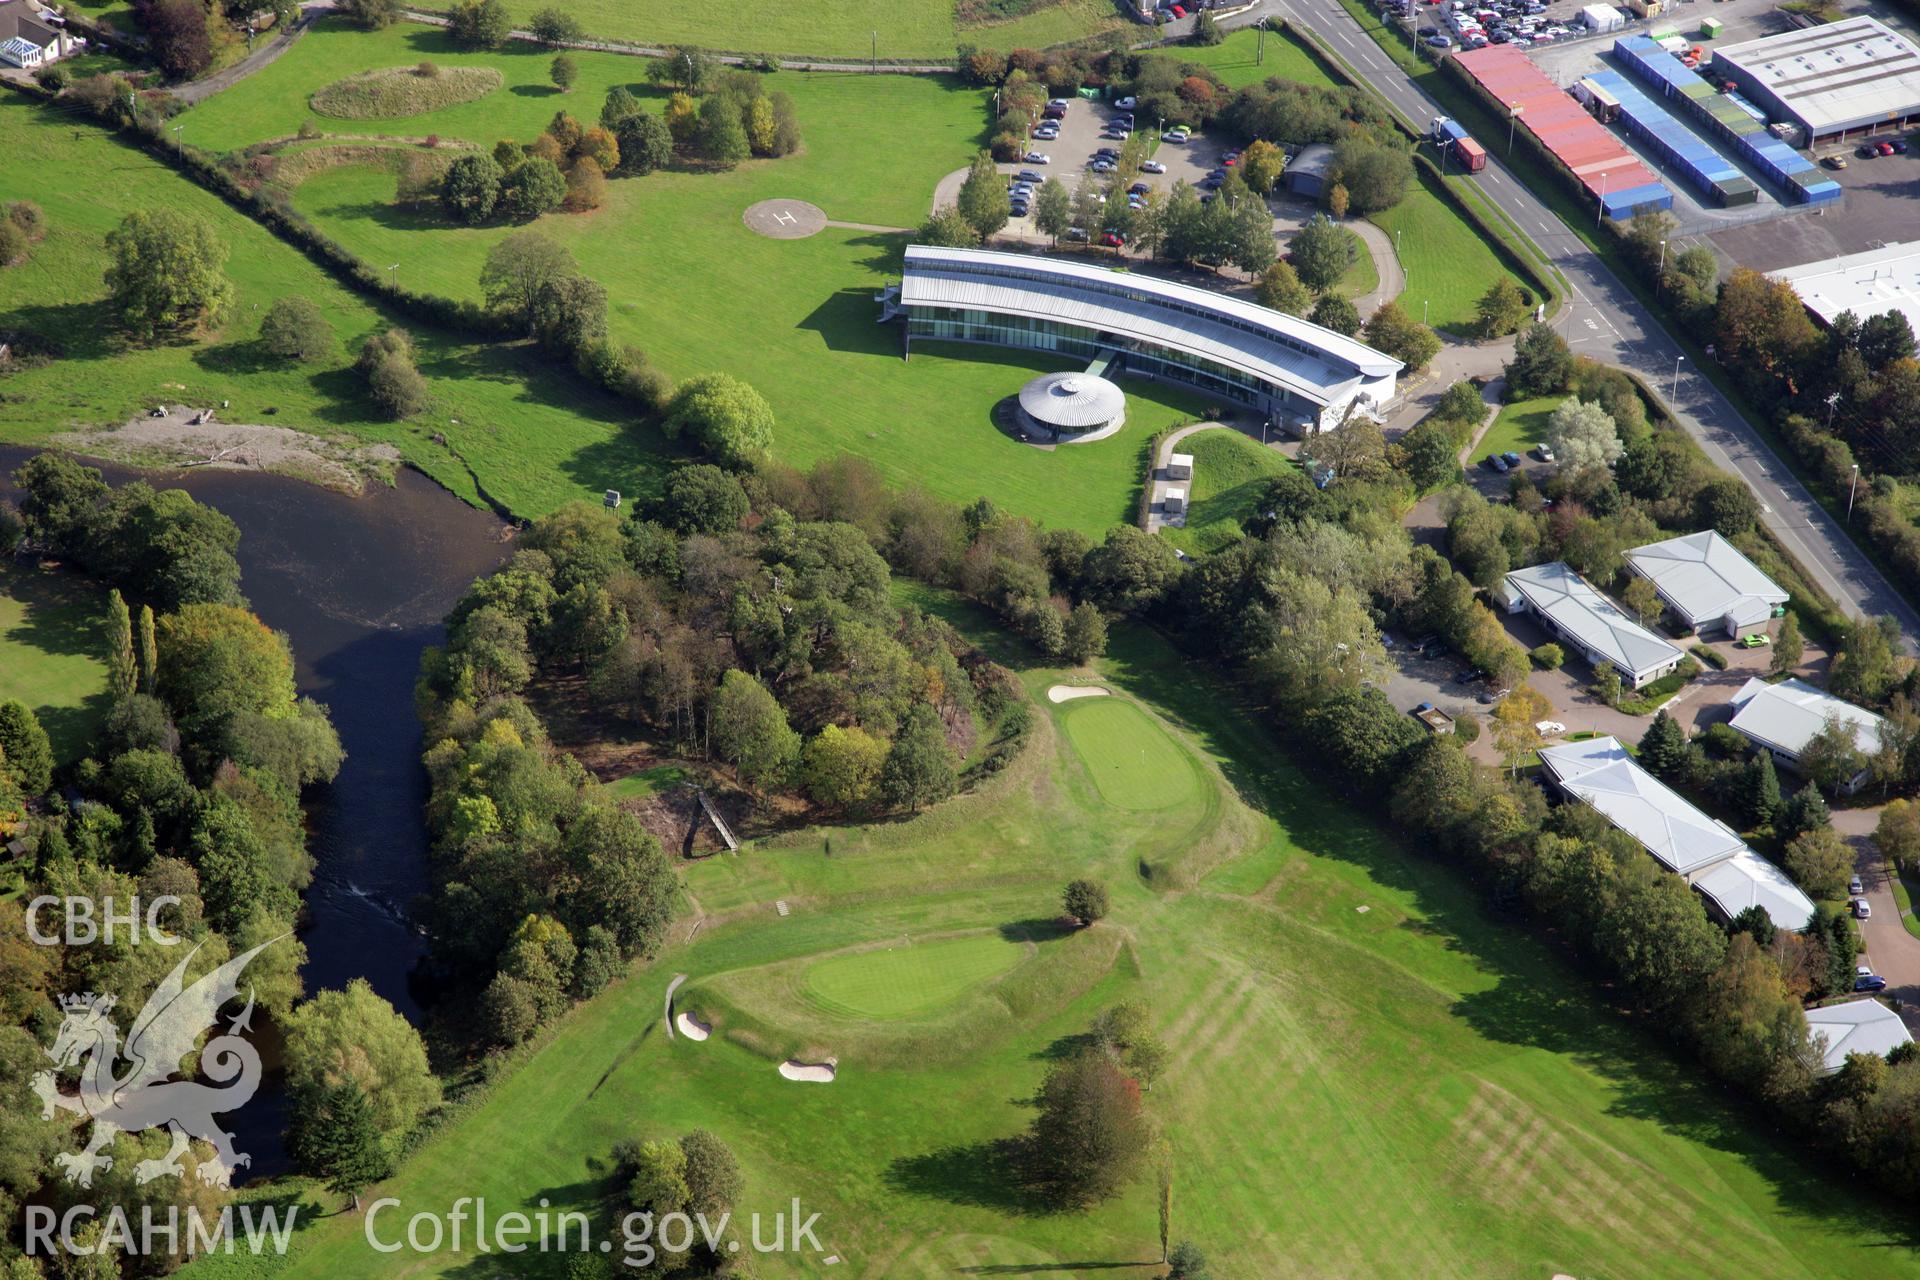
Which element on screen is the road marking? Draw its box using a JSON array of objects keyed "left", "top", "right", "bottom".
[{"left": 773, "top": 210, "right": 796, "bottom": 226}]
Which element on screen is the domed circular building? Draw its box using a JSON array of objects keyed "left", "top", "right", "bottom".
[{"left": 1016, "top": 372, "right": 1126, "bottom": 439}]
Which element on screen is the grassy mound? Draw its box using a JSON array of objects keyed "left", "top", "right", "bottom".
[
  {"left": 1161, "top": 429, "right": 1295, "bottom": 557},
  {"left": 310, "top": 64, "right": 502, "bottom": 119}
]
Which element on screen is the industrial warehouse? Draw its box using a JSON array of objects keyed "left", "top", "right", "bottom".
[
  {"left": 1711, "top": 16, "right": 1920, "bottom": 144},
  {"left": 884, "top": 246, "right": 1404, "bottom": 435},
  {"left": 1770, "top": 240, "right": 1920, "bottom": 337}
]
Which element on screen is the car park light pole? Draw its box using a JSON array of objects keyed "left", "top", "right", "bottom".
[
  {"left": 1507, "top": 102, "right": 1523, "bottom": 155},
  {"left": 1670, "top": 353, "right": 1684, "bottom": 404},
  {"left": 1849, "top": 462, "right": 1860, "bottom": 521}
]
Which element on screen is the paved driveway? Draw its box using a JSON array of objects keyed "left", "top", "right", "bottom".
[{"left": 1836, "top": 804, "right": 1920, "bottom": 1028}]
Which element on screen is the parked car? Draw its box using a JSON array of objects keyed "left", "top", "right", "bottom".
[
  {"left": 1426, "top": 33, "right": 1453, "bottom": 47},
  {"left": 1892, "top": 138, "right": 1910, "bottom": 154},
  {"left": 1009, "top": 201, "right": 1030, "bottom": 217},
  {"left": 1064, "top": 226, "right": 1090, "bottom": 242},
  {"left": 1878, "top": 140, "right": 1897, "bottom": 156},
  {"left": 1823, "top": 154, "right": 1848, "bottom": 170},
  {"left": 1129, "top": 181, "right": 1151, "bottom": 195},
  {"left": 1419, "top": 24, "right": 1438, "bottom": 34},
  {"left": 1025, "top": 152, "right": 1051, "bottom": 164},
  {"left": 1534, "top": 443, "right": 1555, "bottom": 463},
  {"left": 1859, "top": 144, "right": 1880, "bottom": 158},
  {"left": 1454, "top": 667, "right": 1485, "bottom": 684},
  {"left": 1850, "top": 875, "right": 1866, "bottom": 896},
  {"left": 1501, "top": 451, "right": 1521, "bottom": 468},
  {"left": 1477, "top": 686, "right": 1511, "bottom": 705},
  {"left": 1163, "top": 127, "right": 1190, "bottom": 142},
  {"left": 1142, "top": 160, "right": 1168, "bottom": 174},
  {"left": 1738, "top": 633, "right": 1769, "bottom": 648},
  {"left": 1017, "top": 169, "right": 1044, "bottom": 184},
  {"left": 1855, "top": 898, "right": 1873, "bottom": 920},
  {"left": 1115, "top": 95, "right": 1137, "bottom": 110},
  {"left": 1856, "top": 973, "right": 1889, "bottom": 992},
  {"left": 1488, "top": 454, "right": 1509, "bottom": 473},
  {"left": 1100, "top": 231, "right": 1127, "bottom": 247},
  {"left": 1091, "top": 160, "right": 1116, "bottom": 173}
]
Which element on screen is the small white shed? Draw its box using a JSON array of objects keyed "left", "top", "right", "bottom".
[
  {"left": 1581, "top": 3, "right": 1625, "bottom": 31},
  {"left": 1162, "top": 487, "right": 1187, "bottom": 515},
  {"left": 1166, "top": 452, "right": 1194, "bottom": 481}
]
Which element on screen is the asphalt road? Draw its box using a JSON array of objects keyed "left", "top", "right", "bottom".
[{"left": 1242, "top": 0, "right": 1920, "bottom": 646}]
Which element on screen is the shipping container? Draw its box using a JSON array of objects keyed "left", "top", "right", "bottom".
[
  {"left": 1455, "top": 137, "right": 1489, "bottom": 171},
  {"left": 1589, "top": 69, "right": 1758, "bottom": 205}
]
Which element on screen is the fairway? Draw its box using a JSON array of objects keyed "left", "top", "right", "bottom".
[
  {"left": 0, "top": 563, "right": 111, "bottom": 764},
  {"left": 804, "top": 934, "right": 1024, "bottom": 1020},
  {"left": 183, "top": 619, "right": 1920, "bottom": 1280},
  {"left": 1060, "top": 696, "right": 1200, "bottom": 810}
]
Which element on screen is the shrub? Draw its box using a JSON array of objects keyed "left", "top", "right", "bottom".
[
  {"left": 0, "top": 222, "right": 25, "bottom": 270},
  {"left": 32, "top": 64, "right": 70, "bottom": 92},
  {"left": 1063, "top": 878, "right": 1109, "bottom": 925},
  {"left": 258, "top": 296, "right": 334, "bottom": 363},
  {"left": 529, "top": 6, "right": 584, "bottom": 45},
  {"left": 1693, "top": 645, "right": 1728, "bottom": 670},
  {"left": 1529, "top": 643, "right": 1564, "bottom": 670}
]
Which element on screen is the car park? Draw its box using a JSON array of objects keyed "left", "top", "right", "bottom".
[{"left": 1025, "top": 152, "right": 1050, "bottom": 164}]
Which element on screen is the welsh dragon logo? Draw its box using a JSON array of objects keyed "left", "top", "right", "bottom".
[{"left": 33, "top": 939, "right": 280, "bottom": 1189}]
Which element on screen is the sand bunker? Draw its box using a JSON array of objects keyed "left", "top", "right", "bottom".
[
  {"left": 778, "top": 1059, "right": 837, "bottom": 1083},
  {"left": 675, "top": 1011, "right": 711, "bottom": 1041},
  {"left": 1047, "top": 685, "right": 1111, "bottom": 703}
]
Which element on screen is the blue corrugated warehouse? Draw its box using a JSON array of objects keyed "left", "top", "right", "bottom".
[{"left": 1587, "top": 70, "right": 1758, "bottom": 207}]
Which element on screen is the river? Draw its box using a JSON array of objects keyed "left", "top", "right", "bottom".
[{"left": 0, "top": 447, "right": 510, "bottom": 1175}]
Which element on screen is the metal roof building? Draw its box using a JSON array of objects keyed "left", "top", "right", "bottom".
[
  {"left": 1539, "top": 736, "right": 1814, "bottom": 930},
  {"left": 1452, "top": 44, "right": 1672, "bottom": 218},
  {"left": 1624, "top": 530, "right": 1788, "bottom": 635},
  {"left": 1284, "top": 143, "right": 1337, "bottom": 197},
  {"left": 1770, "top": 241, "right": 1920, "bottom": 341},
  {"left": 1712, "top": 17, "right": 1920, "bottom": 142},
  {"left": 1586, "top": 69, "right": 1759, "bottom": 207},
  {"left": 1498, "top": 561, "right": 1686, "bottom": 687},
  {"left": 1728, "top": 676, "right": 1884, "bottom": 793},
  {"left": 1805, "top": 999, "right": 1913, "bottom": 1075},
  {"left": 890, "top": 246, "right": 1402, "bottom": 433}
]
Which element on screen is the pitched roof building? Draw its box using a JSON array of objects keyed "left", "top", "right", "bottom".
[
  {"left": 0, "top": 1, "right": 73, "bottom": 68},
  {"left": 1804, "top": 999, "right": 1913, "bottom": 1075},
  {"left": 1728, "top": 677, "right": 1883, "bottom": 793},
  {"left": 1498, "top": 562, "right": 1685, "bottom": 688},
  {"left": 1624, "top": 531, "right": 1788, "bottom": 636},
  {"left": 1538, "top": 736, "right": 1814, "bottom": 930}
]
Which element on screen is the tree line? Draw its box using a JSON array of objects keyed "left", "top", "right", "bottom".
[{"left": 0, "top": 456, "right": 441, "bottom": 1268}]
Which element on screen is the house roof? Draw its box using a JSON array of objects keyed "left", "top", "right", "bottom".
[
  {"left": 1501, "top": 562, "right": 1685, "bottom": 679},
  {"left": 0, "top": 3, "right": 58, "bottom": 47},
  {"left": 900, "top": 246, "right": 1400, "bottom": 410},
  {"left": 1625, "top": 531, "right": 1788, "bottom": 629},
  {"left": 1691, "top": 849, "right": 1817, "bottom": 933},
  {"left": 1728, "top": 676, "right": 1883, "bottom": 760},
  {"left": 1804, "top": 999, "right": 1913, "bottom": 1075},
  {"left": 1537, "top": 737, "right": 1748, "bottom": 876}
]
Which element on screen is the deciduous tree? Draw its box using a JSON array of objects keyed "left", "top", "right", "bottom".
[
  {"left": 1546, "top": 398, "right": 1622, "bottom": 473},
  {"left": 1027, "top": 1051, "right": 1149, "bottom": 1206},
  {"left": 259, "top": 295, "right": 334, "bottom": 362},
  {"left": 1063, "top": 878, "right": 1109, "bottom": 925},
  {"left": 661, "top": 372, "right": 776, "bottom": 467},
  {"left": 1255, "top": 260, "right": 1311, "bottom": 315},
  {"left": 1288, "top": 214, "right": 1351, "bottom": 293},
  {"left": 880, "top": 704, "right": 956, "bottom": 813},
  {"left": 957, "top": 151, "right": 1011, "bottom": 239},
  {"left": 104, "top": 210, "right": 232, "bottom": 340}
]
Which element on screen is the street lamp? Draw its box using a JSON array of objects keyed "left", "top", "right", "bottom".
[
  {"left": 1423, "top": 298, "right": 1429, "bottom": 325},
  {"left": 1670, "top": 353, "right": 1685, "bottom": 403},
  {"left": 1596, "top": 171, "right": 1609, "bottom": 228},
  {"left": 1507, "top": 102, "right": 1523, "bottom": 156},
  {"left": 1657, "top": 238, "right": 1669, "bottom": 276},
  {"left": 1849, "top": 463, "right": 1861, "bottom": 521},
  {"left": 1826, "top": 390, "right": 1842, "bottom": 433}
]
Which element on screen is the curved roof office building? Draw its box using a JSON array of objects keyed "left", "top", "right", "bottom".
[{"left": 888, "top": 246, "right": 1402, "bottom": 434}]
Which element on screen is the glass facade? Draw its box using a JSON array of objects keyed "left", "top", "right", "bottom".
[{"left": 906, "top": 305, "right": 1304, "bottom": 417}]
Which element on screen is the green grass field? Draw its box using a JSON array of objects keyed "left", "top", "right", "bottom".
[
  {"left": 601, "top": 763, "right": 691, "bottom": 800},
  {"left": 185, "top": 616, "right": 1920, "bottom": 1280},
  {"left": 0, "top": 563, "right": 112, "bottom": 764},
  {"left": 468, "top": 0, "right": 1122, "bottom": 60},
  {"left": 0, "top": 94, "right": 680, "bottom": 518},
  {"left": 1371, "top": 163, "right": 1526, "bottom": 334},
  {"left": 804, "top": 933, "right": 1024, "bottom": 1020},
  {"left": 1479, "top": 394, "right": 1560, "bottom": 465},
  {"left": 1160, "top": 428, "right": 1293, "bottom": 556}
]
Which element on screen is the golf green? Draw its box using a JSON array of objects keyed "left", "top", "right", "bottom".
[
  {"left": 1060, "top": 696, "right": 1199, "bottom": 811},
  {"left": 803, "top": 934, "right": 1022, "bottom": 1020}
]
